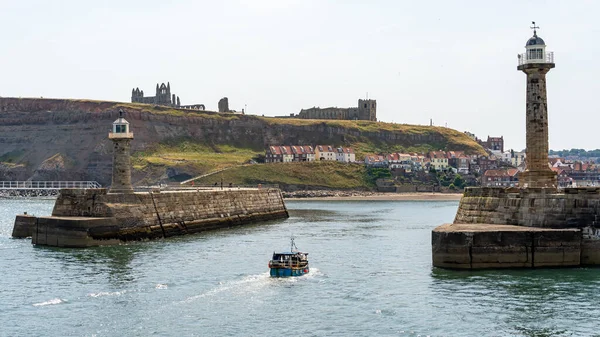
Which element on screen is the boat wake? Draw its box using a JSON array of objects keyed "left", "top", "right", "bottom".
[
  {"left": 182, "top": 272, "right": 271, "bottom": 303},
  {"left": 88, "top": 290, "right": 126, "bottom": 298},
  {"left": 33, "top": 298, "right": 65, "bottom": 307},
  {"left": 182, "top": 268, "right": 322, "bottom": 304}
]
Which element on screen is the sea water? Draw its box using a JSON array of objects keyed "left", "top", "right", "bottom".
[{"left": 1, "top": 198, "right": 599, "bottom": 336}]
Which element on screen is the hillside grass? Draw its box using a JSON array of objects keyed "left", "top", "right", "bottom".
[
  {"left": 70, "top": 99, "right": 485, "bottom": 156},
  {"left": 132, "top": 140, "right": 261, "bottom": 173},
  {"left": 190, "top": 161, "right": 369, "bottom": 189},
  {"left": 260, "top": 117, "right": 486, "bottom": 156}
]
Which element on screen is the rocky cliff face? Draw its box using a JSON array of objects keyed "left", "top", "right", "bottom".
[{"left": 0, "top": 97, "right": 485, "bottom": 185}]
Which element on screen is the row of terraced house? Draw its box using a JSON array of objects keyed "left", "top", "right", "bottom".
[
  {"left": 265, "top": 145, "right": 356, "bottom": 163},
  {"left": 364, "top": 151, "right": 472, "bottom": 173}
]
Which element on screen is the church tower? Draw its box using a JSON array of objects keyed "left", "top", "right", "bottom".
[
  {"left": 517, "top": 22, "right": 556, "bottom": 189},
  {"left": 108, "top": 110, "right": 134, "bottom": 194},
  {"left": 357, "top": 99, "right": 377, "bottom": 121}
]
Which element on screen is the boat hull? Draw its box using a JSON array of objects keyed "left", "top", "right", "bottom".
[{"left": 270, "top": 267, "right": 309, "bottom": 277}]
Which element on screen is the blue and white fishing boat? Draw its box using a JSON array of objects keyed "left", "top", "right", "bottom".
[{"left": 268, "top": 237, "right": 309, "bottom": 277}]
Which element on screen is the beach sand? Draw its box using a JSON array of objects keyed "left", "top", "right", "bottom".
[{"left": 285, "top": 192, "right": 463, "bottom": 201}]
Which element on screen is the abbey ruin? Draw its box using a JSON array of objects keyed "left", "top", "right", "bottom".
[{"left": 131, "top": 82, "right": 205, "bottom": 110}]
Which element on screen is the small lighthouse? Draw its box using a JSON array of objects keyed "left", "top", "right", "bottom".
[
  {"left": 517, "top": 22, "right": 557, "bottom": 189},
  {"left": 108, "top": 109, "right": 134, "bottom": 194}
]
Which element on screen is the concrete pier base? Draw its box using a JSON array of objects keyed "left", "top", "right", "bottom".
[
  {"left": 432, "top": 223, "right": 581, "bottom": 269},
  {"left": 12, "top": 215, "right": 37, "bottom": 238},
  {"left": 433, "top": 187, "right": 600, "bottom": 269}
]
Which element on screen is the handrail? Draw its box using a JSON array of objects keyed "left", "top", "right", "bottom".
[
  {"left": 0, "top": 181, "right": 101, "bottom": 190},
  {"left": 518, "top": 52, "right": 554, "bottom": 65},
  {"left": 134, "top": 184, "right": 281, "bottom": 192}
]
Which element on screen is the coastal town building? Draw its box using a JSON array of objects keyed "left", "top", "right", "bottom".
[
  {"left": 447, "top": 151, "right": 470, "bottom": 174},
  {"left": 482, "top": 168, "right": 519, "bottom": 187},
  {"left": 315, "top": 145, "right": 337, "bottom": 161},
  {"left": 290, "top": 146, "right": 315, "bottom": 162},
  {"left": 482, "top": 136, "right": 504, "bottom": 152},
  {"left": 265, "top": 145, "right": 293, "bottom": 163},
  {"left": 511, "top": 151, "right": 526, "bottom": 167},
  {"left": 429, "top": 151, "right": 449, "bottom": 171},
  {"left": 387, "top": 153, "right": 414, "bottom": 171},
  {"left": 335, "top": 147, "right": 355, "bottom": 163},
  {"left": 364, "top": 155, "right": 388, "bottom": 167},
  {"left": 552, "top": 167, "right": 573, "bottom": 188},
  {"left": 266, "top": 145, "right": 353, "bottom": 163}
]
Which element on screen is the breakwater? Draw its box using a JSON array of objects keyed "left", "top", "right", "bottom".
[
  {"left": 0, "top": 189, "right": 58, "bottom": 198},
  {"left": 432, "top": 187, "right": 600, "bottom": 269},
  {"left": 13, "top": 187, "right": 288, "bottom": 247}
]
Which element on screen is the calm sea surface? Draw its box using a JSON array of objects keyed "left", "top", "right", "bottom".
[{"left": 1, "top": 199, "right": 600, "bottom": 337}]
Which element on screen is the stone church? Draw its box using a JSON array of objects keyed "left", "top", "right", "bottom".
[{"left": 297, "top": 99, "right": 377, "bottom": 121}]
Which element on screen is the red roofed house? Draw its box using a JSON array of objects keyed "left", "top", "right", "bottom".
[
  {"left": 552, "top": 167, "right": 573, "bottom": 188},
  {"left": 281, "top": 146, "right": 294, "bottom": 162},
  {"left": 429, "top": 151, "right": 449, "bottom": 171},
  {"left": 482, "top": 168, "right": 519, "bottom": 187},
  {"left": 315, "top": 145, "right": 336, "bottom": 161},
  {"left": 447, "top": 151, "right": 469, "bottom": 174},
  {"left": 336, "top": 147, "right": 355, "bottom": 163},
  {"left": 265, "top": 145, "right": 283, "bottom": 163},
  {"left": 364, "top": 155, "right": 388, "bottom": 167},
  {"left": 290, "top": 145, "right": 315, "bottom": 162}
]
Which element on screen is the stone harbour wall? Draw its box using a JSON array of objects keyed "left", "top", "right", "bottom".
[
  {"left": 432, "top": 186, "right": 600, "bottom": 269},
  {"left": 453, "top": 187, "right": 600, "bottom": 228},
  {"left": 19, "top": 187, "right": 288, "bottom": 247},
  {"left": 432, "top": 224, "right": 582, "bottom": 269}
]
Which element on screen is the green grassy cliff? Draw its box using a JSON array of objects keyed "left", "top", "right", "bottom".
[{"left": 0, "top": 97, "right": 487, "bottom": 188}]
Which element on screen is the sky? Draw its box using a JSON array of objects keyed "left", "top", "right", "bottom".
[{"left": 0, "top": 0, "right": 599, "bottom": 151}]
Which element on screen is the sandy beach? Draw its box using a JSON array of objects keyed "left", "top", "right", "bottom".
[{"left": 284, "top": 192, "right": 463, "bottom": 201}]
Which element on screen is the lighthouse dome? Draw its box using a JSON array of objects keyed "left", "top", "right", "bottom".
[{"left": 526, "top": 35, "right": 545, "bottom": 46}]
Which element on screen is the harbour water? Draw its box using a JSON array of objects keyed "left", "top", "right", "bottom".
[{"left": 1, "top": 198, "right": 599, "bottom": 336}]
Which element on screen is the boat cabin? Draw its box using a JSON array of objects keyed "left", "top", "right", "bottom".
[{"left": 270, "top": 252, "right": 308, "bottom": 268}]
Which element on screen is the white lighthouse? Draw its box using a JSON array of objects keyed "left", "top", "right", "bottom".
[{"left": 108, "top": 109, "right": 134, "bottom": 194}]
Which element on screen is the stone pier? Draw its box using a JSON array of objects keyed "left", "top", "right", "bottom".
[
  {"left": 432, "top": 187, "right": 600, "bottom": 269},
  {"left": 13, "top": 187, "right": 289, "bottom": 247}
]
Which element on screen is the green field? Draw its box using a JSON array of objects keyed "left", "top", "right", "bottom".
[{"left": 190, "top": 161, "right": 370, "bottom": 189}]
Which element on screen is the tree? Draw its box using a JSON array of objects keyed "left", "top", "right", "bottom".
[{"left": 453, "top": 175, "right": 465, "bottom": 189}]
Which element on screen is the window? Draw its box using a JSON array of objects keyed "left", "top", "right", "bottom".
[
  {"left": 115, "top": 124, "right": 126, "bottom": 133},
  {"left": 527, "top": 48, "right": 544, "bottom": 60}
]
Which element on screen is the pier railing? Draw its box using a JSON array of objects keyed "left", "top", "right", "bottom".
[
  {"left": 0, "top": 181, "right": 102, "bottom": 190},
  {"left": 134, "top": 184, "right": 280, "bottom": 192}
]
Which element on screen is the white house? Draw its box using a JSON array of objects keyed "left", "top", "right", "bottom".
[
  {"left": 315, "top": 145, "right": 337, "bottom": 161},
  {"left": 335, "top": 147, "right": 355, "bottom": 163}
]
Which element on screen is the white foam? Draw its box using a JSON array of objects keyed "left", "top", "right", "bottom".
[
  {"left": 182, "top": 272, "right": 272, "bottom": 303},
  {"left": 156, "top": 284, "right": 168, "bottom": 289},
  {"left": 182, "top": 268, "right": 322, "bottom": 303},
  {"left": 88, "top": 291, "right": 125, "bottom": 298},
  {"left": 33, "top": 298, "right": 64, "bottom": 306}
]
